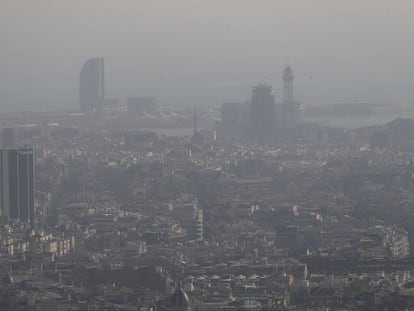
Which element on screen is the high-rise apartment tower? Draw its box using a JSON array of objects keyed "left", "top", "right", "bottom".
[{"left": 0, "top": 147, "right": 35, "bottom": 226}]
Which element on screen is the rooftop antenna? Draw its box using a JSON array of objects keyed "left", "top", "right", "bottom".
[
  {"left": 193, "top": 108, "right": 197, "bottom": 137},
  {"left": 262, "top": 75, "right": 268, "bottom": 85}
]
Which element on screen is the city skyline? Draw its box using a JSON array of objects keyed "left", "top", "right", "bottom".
[
  {"left": 3, "top": 1, "right": 414, "bottom": 310},
  {"left": 1, "top": 1, "right": 414, "bottom": 111}
]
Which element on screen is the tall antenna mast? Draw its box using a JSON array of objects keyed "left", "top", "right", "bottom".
[{"left": 193, "top": 108, "right": 197, "bottom": 137}]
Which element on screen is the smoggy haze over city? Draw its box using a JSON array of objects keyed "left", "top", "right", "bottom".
[{"left": 1, "top": 0, "right": 414, "bottom": 111}]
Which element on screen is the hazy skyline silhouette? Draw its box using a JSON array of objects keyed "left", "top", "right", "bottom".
[{"left": 1, "top": 0, "right": 414, "bottom": 111}]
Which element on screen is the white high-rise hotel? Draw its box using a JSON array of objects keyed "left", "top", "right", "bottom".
[{"left": 79, "top": 57, "right": 105, "bottom": 114}]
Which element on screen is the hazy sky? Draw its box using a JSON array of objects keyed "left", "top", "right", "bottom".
[{"left": 1, "top": 0, "right": 414, "bottom": 111}]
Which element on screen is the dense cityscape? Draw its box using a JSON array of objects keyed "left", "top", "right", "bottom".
[{"left": 1, "top": 54, "right": 414, "bottom": 311}]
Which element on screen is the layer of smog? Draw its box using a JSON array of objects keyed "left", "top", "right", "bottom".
[{"left": 1, "top": 1, "right": 414, "bottom": 310}]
